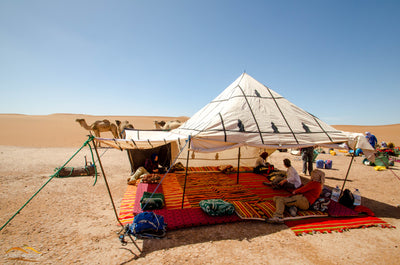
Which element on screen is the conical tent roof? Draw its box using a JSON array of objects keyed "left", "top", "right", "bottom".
[{"left": 173, "top": 73, "right": 349, "bottom": 151}]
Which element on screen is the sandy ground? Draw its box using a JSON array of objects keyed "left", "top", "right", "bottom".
[{"left": 1, "top": 114, "right": 400, "bottom": 264}]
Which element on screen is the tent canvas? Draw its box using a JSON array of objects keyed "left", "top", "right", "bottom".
[{"left": 98, "top": 73, "right": 374, "bottom": 162}]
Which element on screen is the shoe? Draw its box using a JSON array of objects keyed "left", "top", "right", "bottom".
[
  {"left": 289, "top": 206, "right": 297, "bottom": 217},
  {"left": 267, "top": 216, "right": 284, "bottom": 224},
  {"left": 263, "top": 182, "right": 273, "bottom": 186}
]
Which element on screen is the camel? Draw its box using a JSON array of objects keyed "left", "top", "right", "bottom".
[
  {"left": 154, "top": 120, "right": 182, "bottom": 130},
  {"left": 75, "top": 119, "right": 119, "bottom": 146},
  {"left": 115, "top": 120, "right": 134, "bottom": 138}
]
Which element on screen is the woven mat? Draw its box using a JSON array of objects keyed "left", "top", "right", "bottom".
[
  {"left": 153, "top": 208, "right": 241, "bottom": 230},
  {"left": 118, "top": 185, "right": 137, "bottom": 225},
  {"left": 284, "top": 216, "right": 396, "bottom": 236},
  {"left": 231, "top": 200, "right": 328, "bottom": 220}
]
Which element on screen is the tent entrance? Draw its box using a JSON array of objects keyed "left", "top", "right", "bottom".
[{"left": 126, "top": 143, "right": 172, "bottom": 173}]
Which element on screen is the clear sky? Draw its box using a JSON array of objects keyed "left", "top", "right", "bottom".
[{"left": 1, "top": 0, "right": 399, "bottom": 125}]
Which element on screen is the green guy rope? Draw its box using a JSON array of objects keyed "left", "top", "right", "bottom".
[{"left": 0, "top": 136, "right": 95, "bottom": 232}]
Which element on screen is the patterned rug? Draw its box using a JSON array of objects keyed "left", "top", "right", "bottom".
[
  {"left": 152, "top": 208, "right": 241, "bottom": 230},
  {"left": 184, "top": 166, "right": 253, "bottom": 172},
  {"left": 117, "top": 171, "right": 394, "bottom": 236},
  {"left": 118, "top": 185, "right": 137, "bottom": 225},
  {"left": 284, "top": 216, "right": 396, "bottom": 236},
  {"left": 231, "top": 200, "right": 328, "bottom": 220}
]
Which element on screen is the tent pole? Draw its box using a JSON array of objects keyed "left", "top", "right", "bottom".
[
  {"left": 340, "top": 136, "right": 361, "bottom": 195},
  {"left": 237, "top": 147, "right": 241, "bottom": 184},
  {"left": 340, "top": 151, "right": 355, "bottom": 196},
  {"left": 182, "top": 136, "right": 191, "bottom": 209},
  {"left": 92, "top": 139, "right": 141, "bottom": 254}
]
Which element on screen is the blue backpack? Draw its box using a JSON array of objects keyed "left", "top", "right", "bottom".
[{"left": 127, "top": 212, "right": 167, "bottom": 238}]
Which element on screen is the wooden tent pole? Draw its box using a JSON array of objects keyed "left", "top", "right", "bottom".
[
  {"left": 92, "top": 138, "right": 141, "bottom": 254},
  {"left": 236, "top": 147, "right": 241, "bottom": 184},
  {"left": 182, "top": 136, "right": 191, "bottom": 209},
  {"left": 340, "top": 152, "right": 355, "bottom": 196},
  {"left": 340, "top": 136, "right": 360, "bottom": 196}
]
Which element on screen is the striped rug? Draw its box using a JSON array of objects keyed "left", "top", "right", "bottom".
[
  {"left": 118, "top": 185, "right": 137, "bottom": 225},
  {"left": 285, "top": 216, "right": 396, "bottom": 236}
]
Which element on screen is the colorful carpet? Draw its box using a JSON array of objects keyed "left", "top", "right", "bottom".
[
  {"left": 117, "top": 171, "right": 394, "bottom": 236},
  {"left": 185, "top": 166, "right": 253, "bottom": 172},
  {"left": 284, "top": 216, "right": 396, "bottom": 236},
  {"left": 161, "top": 173, "right": 191, "bottom": 209},
  {"left": 228, "top": 173, "right": 293, "bottom": 200},
  {"left": 231, "top": 200, "right": 328, "bottom": 220},
  {"left": 152, "top": 208, "right": 241, "bottom": 230},
  {"left": 118, "top": 185, "right": 137, "bottom": 225}
]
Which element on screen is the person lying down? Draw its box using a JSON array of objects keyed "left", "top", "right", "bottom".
[{"left": 268, "top": 169, "right": 325, "bottom": 223}]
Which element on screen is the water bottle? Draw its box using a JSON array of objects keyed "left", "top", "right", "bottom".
[
  {"left": 331, "top": 185, "right": 340, "bottom": 202},
  {"left": 353, "top": 188, "right": 361, "bottom": 206}
]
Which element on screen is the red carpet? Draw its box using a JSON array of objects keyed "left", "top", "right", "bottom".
[
  {"left": 284, "top": 216, "right": 395, "bottom": 236},
  {"left": 118, "top": 171, "right": 395, "bottom": 236},
  {"left": 152, "top": 208, "right": 241, "bottom": 230}
]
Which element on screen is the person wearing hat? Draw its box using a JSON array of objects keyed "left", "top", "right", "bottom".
[
  {"left": 365, "top": 132, "right": 378, "bottom": 149},
  {"left": 268, "top": 169, "right": 325, "bottom": 223}
]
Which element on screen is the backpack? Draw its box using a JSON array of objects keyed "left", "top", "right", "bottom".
[
  {"left": 127, "top": 212, "right": 167, "bottom": 238},
  {"left": 339, "top": 189, "right": 354, "bottom": 208}
]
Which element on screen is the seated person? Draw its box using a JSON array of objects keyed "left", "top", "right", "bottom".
[
  {"left": 268, "top": 169, "right": 325, "bottom": 223},
  {"left": 127, "top": 153, "right": 165, "bottom": 185},
  {"left": 253, "top": 152, "right": 274, "bottom": 174},
  {"left": 264, "top": 158, "right": 301, "bottom": 191}
]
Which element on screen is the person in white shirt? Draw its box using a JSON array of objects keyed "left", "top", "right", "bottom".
[{"left": 264, "top": 158, "right": 302, "bottom": 191}]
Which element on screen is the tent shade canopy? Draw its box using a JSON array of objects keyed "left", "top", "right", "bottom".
[
  {"left": 95, "top": 73, "right": 375, "bottom": 163},
  {"left": 170, "top": 73, "right": 352, "bottom": 151}
]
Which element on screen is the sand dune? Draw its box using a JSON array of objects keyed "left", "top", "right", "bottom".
[
  {"left": 0, "top": 114, "right": 189, "bottom": 147},
  {"left": 0, "top": 113, "right": 398, "bottom": 148}
]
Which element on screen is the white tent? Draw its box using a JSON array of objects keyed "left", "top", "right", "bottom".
[
  {"left": 173, "top": 73, "right": 350, "bottom": 151},
  {"left": 98, "top": 73, "right": 374, "bottom": 166}
]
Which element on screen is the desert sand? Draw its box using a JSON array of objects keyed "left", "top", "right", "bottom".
[{"left": 1, "top": 114, "right": 400, "bottom": 264}]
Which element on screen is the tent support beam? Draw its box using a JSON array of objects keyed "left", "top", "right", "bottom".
[
  {"left": 236, "top": 147, "right": 241, "bottom": 184},
  {"left": 92, "top": 139, "right": 141, "bottom": 254},
  {"left": 340, "top": 152, "right": 355, "bottom": 196},
  {"left": 182, "top": 136, "right": 191, "bottom": 209}
]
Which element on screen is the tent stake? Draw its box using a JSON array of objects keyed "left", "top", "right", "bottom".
[
  {"left": 182, "top": 136, "right": 191, "bottom": 209},
  {"left": 92, "top": 139, "right": 141, "bottom": 254}
]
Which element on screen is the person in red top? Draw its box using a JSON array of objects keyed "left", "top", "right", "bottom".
[{"left": 268, "top": 169, "right": 325, "bottom": 223}]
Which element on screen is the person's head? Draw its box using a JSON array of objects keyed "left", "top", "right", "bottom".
[
  {"left": 151, "top": 153, "right": 159, "bottom": 162},
  {"left": 283, "top": 158, "right": 291, "bottom": 168},
  {"left": 310, "top": 169, "right": 325, "bottom": 184},
  {"left": 365, "top": 132, "right": 371, "bottom": 138},
  {"left": 260, "top": 152, "right": 269, "bottom": 160}
]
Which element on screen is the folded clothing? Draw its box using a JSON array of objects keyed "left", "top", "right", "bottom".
[
  {"left": 199, "top": 199, "right": 235, "bottom": 216},
  {"left": 140, "top": 191, "right": 165, "bottom": 210}
]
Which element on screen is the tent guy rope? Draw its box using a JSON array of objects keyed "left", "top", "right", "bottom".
[{"left": 0, "top": 136, "right": 95, "bottom": 232}]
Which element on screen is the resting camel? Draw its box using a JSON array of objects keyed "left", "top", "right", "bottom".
[
  {"left": 115, "top": 120, "right": 134, "bottom": 138},
  {"left": 154, "top": 120, "right": 182, "bottom": 130},
  {"left": 75, "top": 118, "right": 119, "bottom": 146}
]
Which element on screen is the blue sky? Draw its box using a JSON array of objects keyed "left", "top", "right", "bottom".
[{"left": 1, "top": 0, "right": 399, "bottom": 125}]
